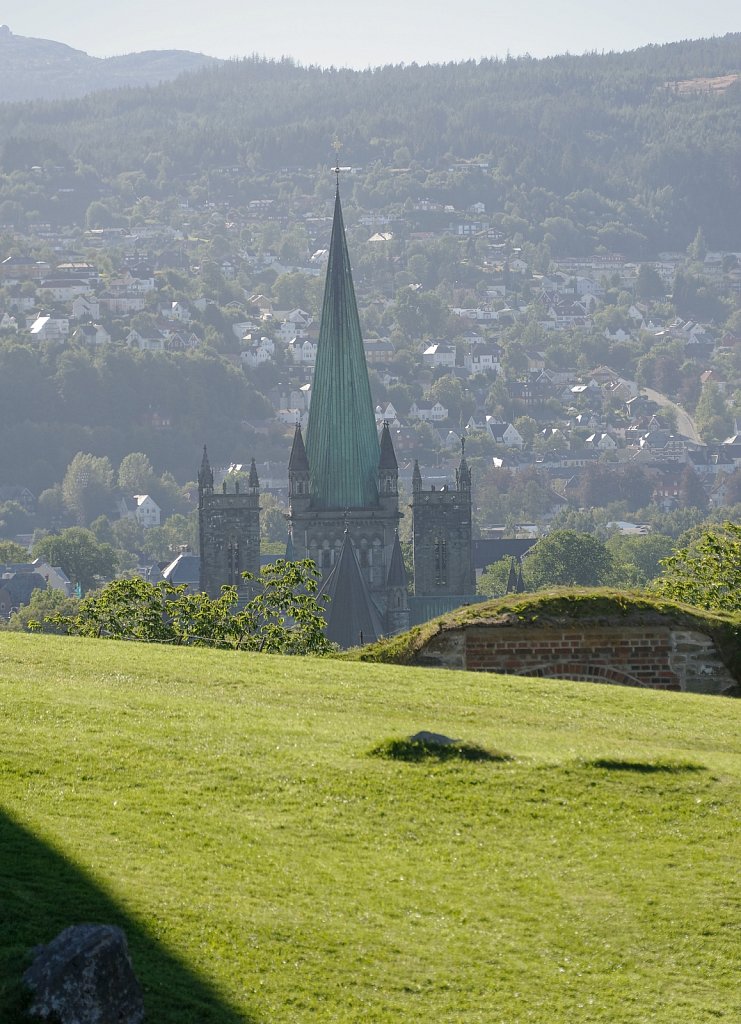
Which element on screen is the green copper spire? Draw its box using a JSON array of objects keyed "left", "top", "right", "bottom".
[{"left": 305, "top": 186, "right": 380, "bottom": 509}]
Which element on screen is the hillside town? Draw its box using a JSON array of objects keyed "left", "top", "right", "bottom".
[{"left": 1, "top": 158, "right": 740, "bottom": 612}]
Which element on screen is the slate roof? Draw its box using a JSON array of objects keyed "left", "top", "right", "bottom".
[{"left": 317, "top": 530, "right": 384, "bottom": 648}]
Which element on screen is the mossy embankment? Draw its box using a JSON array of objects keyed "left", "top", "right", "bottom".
[{"left": 347, "top": 588, "right": 741, "bottom": 685}]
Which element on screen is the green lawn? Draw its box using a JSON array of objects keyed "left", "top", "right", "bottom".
[{"left": 1, "top": 632, "right": 739, "bottom": 1023}]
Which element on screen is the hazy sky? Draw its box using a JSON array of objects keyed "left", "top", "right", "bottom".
[{"left": 2, "top": 0, "right": 740, "bottom": 67}]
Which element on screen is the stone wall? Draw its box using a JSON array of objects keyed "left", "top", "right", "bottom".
[{"left": 414, "top": 621, "right": 738, "bottom": 696}]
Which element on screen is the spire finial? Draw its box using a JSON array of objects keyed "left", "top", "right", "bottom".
[{"left": 332, "top": 138, "right": 342, "bottom": 190}]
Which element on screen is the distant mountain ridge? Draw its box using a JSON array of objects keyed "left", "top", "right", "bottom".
[{"left": 0, "top": 25, "right": 221, "bottom": 102}]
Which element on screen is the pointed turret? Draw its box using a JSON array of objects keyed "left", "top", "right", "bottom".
[
  {"left": 288, "top": 423, "right": 309, "bottom": 472},
  {"left": 412, "top": 459, "right": 422, "bottom": 494},
  {"left": 288, "top": 423, "right": 310, "bottom": 503},
  {"left": 506, "top": 557, "right": 518, "bottom": 594},
  {"left": 198, "top": 445, "right": 213, "bottom": 497},
  {"left": 456, "top": 438, "right": 471, "bottom": 493},
  {"left": 386, "top": 530, "right": 408, "bottom": 589},
  {"left": 379, "top": 421, "right": 398, "bottom": 473},
  {"left": 248, "top": 457, "right": 259, "bottom": 493},
  {"left": 385, "top": 529, "right": 410, "bottom": 636},
  {"left": 516, "top": 561, "right": 525, "bottom": 593},
  {"left": 378, "top": 421, "right": 398, "bottom": 499},
  {"left": 305, "top": 187, "right": 380, "bottom": 509}
]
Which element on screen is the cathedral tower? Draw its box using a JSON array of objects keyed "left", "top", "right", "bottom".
[
  {"left": 411, "top": 442, "right": 475, "bottom": 598},
  {"left": 287, "top": 182, "right": 407, "bottom": 646},
  {"left": 198, "top": 447, "right": 261, "bottom": 598}
]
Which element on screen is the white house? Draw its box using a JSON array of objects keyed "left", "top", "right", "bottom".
[
  {"left": 409, "top": 401, "right": 449, "bottom": 423},
  {"left": 422, "top": 342, "right": 456, "bottom": 368},
  {"left": 464, "top": 343, "right": 501, "bottom": 375},
  {"left": 585, "top": 432, "right": 618, "bottom": 451},
  {"left": 71, "top": 323, "right": 112, "bottom": 346},
  {"left": 71, "top": 295, "right": 101, "bottom": 321},
  {"left": 28, "top": 313, "right": 69, "bottom": 341},
  {"left": 161, "top": 301, "right": 192, "bottom": 323},
  {"left": 287, "top": 336, "right": 318, "bottom": 365},
  {"left": 133, "top": 495, "right": 161, "bottom": 528},
  {"left": 126, "top": 329, "right": 165, "bottom": 352},
  {"left": 486, "top": 420, "right": 524, "bottom": 447}
]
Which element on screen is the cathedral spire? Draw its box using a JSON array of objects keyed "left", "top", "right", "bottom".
[
  {"left": 456, "top": 437, "right": 471, "bottom": 493},
  {"left": 305, "top": 186, "right": 380, "bottom": 509},
  {"left": 198, "top": 445, "right": 213, "bottom": 495},
  {"left": 248, "top": 457, "right": 260, "bottom": 492}
]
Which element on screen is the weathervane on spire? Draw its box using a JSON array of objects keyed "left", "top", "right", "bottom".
[{"left": 332, "top": 138, "right": 342, "bottom": 187}]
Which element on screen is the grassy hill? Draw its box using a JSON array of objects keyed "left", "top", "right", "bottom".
[{"left": 1, "top": 632, "right": 739, "bottom": 1023}]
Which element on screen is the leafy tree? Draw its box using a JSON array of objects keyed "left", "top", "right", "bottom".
[
  {"left": 695, "top": 383, "right": 732, "bottom": 443},
  {"left": 32, "top": 527, "right": 117, "bottom": 594},
  {"left": 2, "top": 587, "right": 79, "bottom": 633},
  {"left": 62, "top": 452, "right": 116, "bottom": 526},
  {"left": 0, "top": 539, "right": 29, "bottom": 563},
  {"left": 118, "top": 452, "right": 156, "bottom": 494},
  {"left": 260, "top": 493, "right": 289, "bottom": 544},
  {"left": 652, "top": 521, "right": 741, "bottom": 613},
  {"left": 477, "top": 557, "right": 514, "bottom": 598},
  {"left": 140, "top": 514, "right": 199, "bottom": 562},
  {"left": 0, "top": 500, "right": 32, "bottom": 537},
  {"left": 523, "top": 530, "right": 616, "bottom": 589},
  {"left": 636, "top": 264, "right": 665, "bottom": 300},
  {"left": 606, "top": 533, "right": 675, "bottom": 585},
  {"left": 51, "top": 559, "right": 333, "bottom": 654}
]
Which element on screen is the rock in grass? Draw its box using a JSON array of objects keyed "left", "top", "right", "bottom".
[
  {"left": 409, "top": 731, "right": 460, "bottom": 746},
  {"left": 23, "top": 923, "right": 144, "bottom": 1024}
]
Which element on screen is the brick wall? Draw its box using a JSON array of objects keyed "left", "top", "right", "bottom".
[{"left": 415, "top": 622, "right": 737, "bottom": 696}]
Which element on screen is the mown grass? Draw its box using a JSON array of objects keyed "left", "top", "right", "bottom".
[{"left": 1, "top": 632, "right": 739, "bottom": 1023}]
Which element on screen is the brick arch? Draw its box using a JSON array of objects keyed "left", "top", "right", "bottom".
[{"left": 527, "top": 663, "right": 649, "bottom": 688}]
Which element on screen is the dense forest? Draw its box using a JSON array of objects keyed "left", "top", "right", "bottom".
[
  {"left": 1, "top": 34, "right": 740, "bottom": 251},
  {"left": 0, "top": 342, "right": 270, "bottom": 489}
]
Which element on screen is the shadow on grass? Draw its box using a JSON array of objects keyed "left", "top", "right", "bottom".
[
  {"left": 369, "top": 737, "right": 512, "bottom": 764},
  {"left": 585, "top": 758, "right": 706, "bottom": 774},
  {"left": 0, "top": 809, "right": 258, "bottom": 1024}
]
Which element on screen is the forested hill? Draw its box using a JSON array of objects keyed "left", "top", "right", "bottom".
[
  {"left": 0, "top": 25, "right": 220, "bottom": 102},
  {"left": 0, "top": 33, "right": 740, "bottom": 249}
]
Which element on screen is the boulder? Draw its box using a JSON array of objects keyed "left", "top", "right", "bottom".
[
  {"left": 23, "top": 923, "right": 144, "bottom": 1024},
  {"left": 409, "top": 731, "right": 459, "bottom": 746}
]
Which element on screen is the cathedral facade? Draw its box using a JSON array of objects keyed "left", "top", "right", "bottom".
[{"left": 198, "top": 181, "right": 476, "bottom": 647}]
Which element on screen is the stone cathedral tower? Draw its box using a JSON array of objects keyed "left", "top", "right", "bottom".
[
  {"left": 198, "top": 446, "right": 261, "bottom": 598},
  {"left": 411, "top": 443, "right": 476, "bottom": 598},
  {"left": 287, "top": 182, "right": 409, "bottom": 647}
]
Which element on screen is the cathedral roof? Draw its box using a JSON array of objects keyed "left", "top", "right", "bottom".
[
  {"left": 305, "top": 187, "right": 380, "bottom": 509},
  {"left": 318, "top": 529, "right": 384, "bottom": 648}
]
